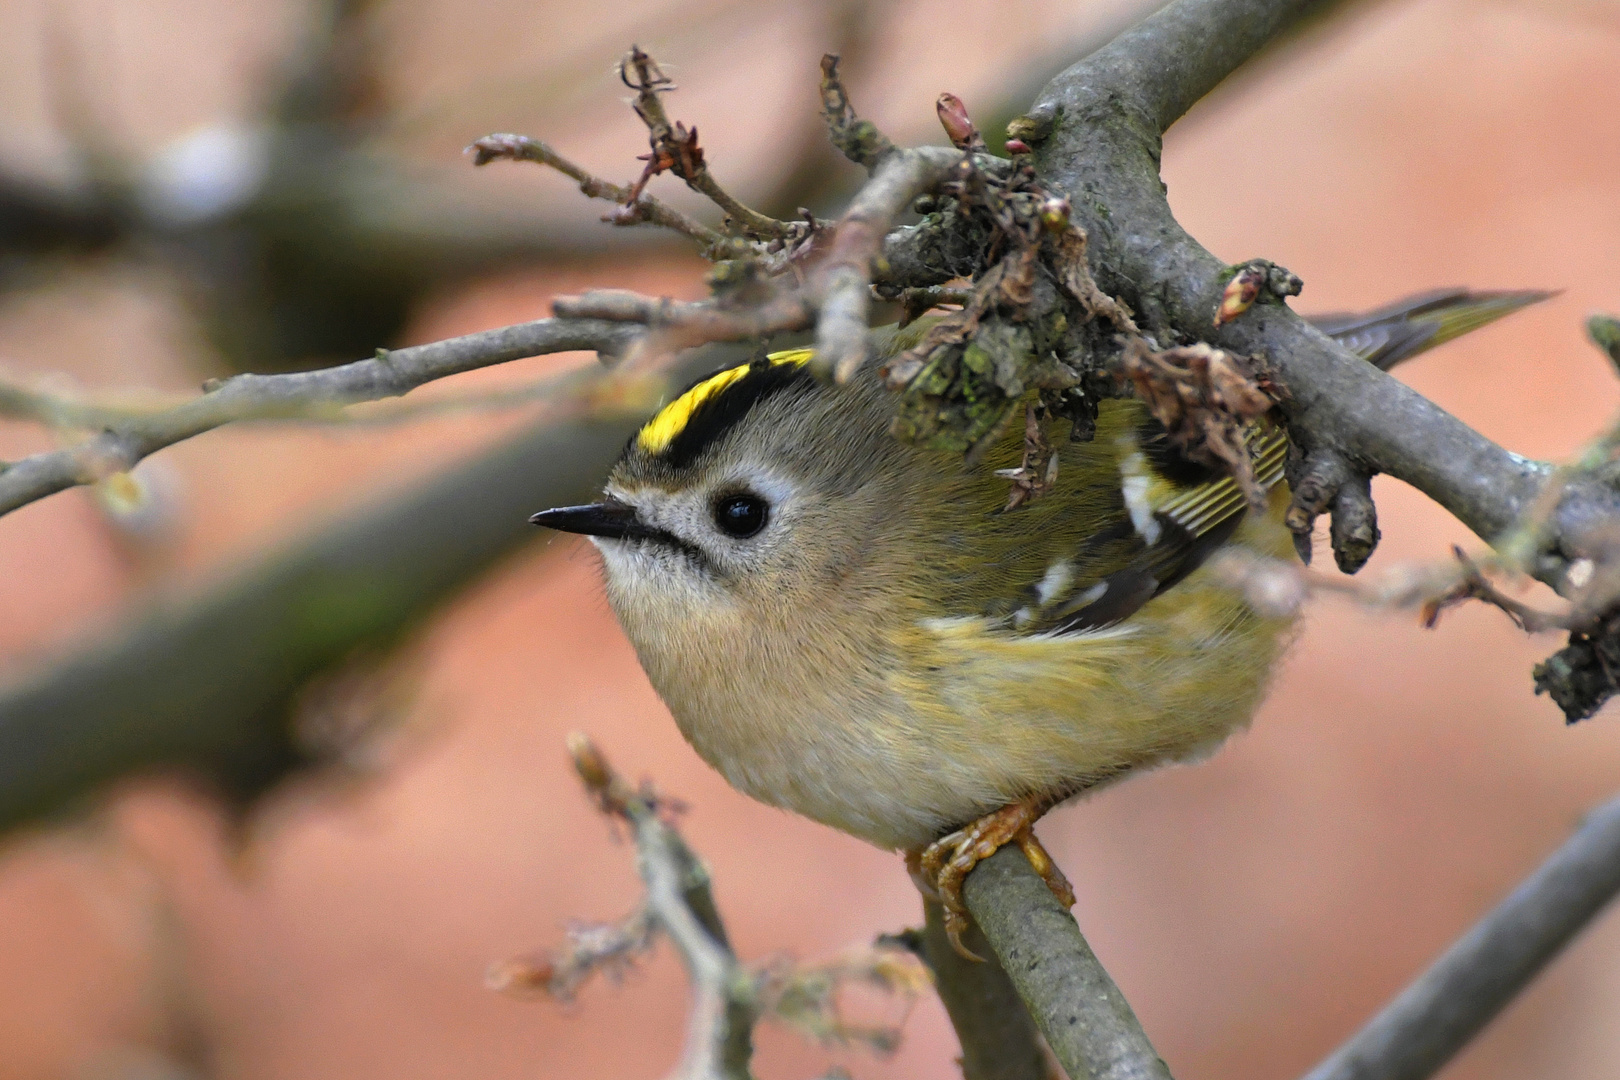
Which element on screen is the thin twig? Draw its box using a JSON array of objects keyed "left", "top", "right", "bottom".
[
  {"left": 0, "top": 365, "right": 598, "bottom": 431},
  {"left": 0, "top": 318, "right": 642, "bottom": 518},
  {"left": 1300, "top": 794, "right": 1620, "bottom": 1080},
  {"left": 965, "top": 846, "right": 1174, "bottom": 1080},
  {"left": 818, "top": 54, "right": 897, "bottom": 171},
  {"left": 567, "top": 735, "right": 756, "bottom": 1080},
  {"left": 620, "top": 47, "right": 794, "bottom": 242},
  {"left": 468, "top": 133, "right": 725, "bottom": 248},
  {"left": 564, "top": 290, "right": 815, "bottom": 374}
]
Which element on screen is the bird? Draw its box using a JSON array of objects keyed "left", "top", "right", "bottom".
[{"left": 533, "top": 288, "right": 1547, "bottom": 956}]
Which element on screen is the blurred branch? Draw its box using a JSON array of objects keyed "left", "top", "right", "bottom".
[
  {"left": 566, "top": 735, "right": 756, "bottom": 1080},
  {"left": 0, "top": 345, "right": 732, "bottom": 833},
  {"left": 490, "top": 737, "right": 927, "bottom": 1080},
  {"left": 1300, "top": 794, "right": 1620, "bottom": 1080},
  {"left": 0, "top": 317, "right": 641, "bottom": 518}
]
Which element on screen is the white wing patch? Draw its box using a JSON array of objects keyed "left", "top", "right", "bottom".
[
  {"left": 1118, "top": 448, "right": 1162, "bottom": 544},
  {"left": 1035, "top": 560, "right": 1075, "bottom": 604}
]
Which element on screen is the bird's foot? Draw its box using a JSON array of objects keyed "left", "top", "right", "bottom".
[{"left": 912, "top": 798, "right": 1075, "bottom": 961}]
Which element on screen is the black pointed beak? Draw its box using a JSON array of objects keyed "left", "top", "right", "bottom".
[{"left": 530, "top": 499, "right": 650, "bottom": 541}]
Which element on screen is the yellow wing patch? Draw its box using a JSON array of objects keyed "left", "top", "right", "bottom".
[{"left": 635, "top": 348, "right": 814, "bottom": 455}]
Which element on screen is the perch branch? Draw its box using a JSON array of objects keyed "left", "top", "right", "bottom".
[
  {"left": 1300, "top": 793, "right": 1620, "bottom": 1080},
  {"left": 0, "top": 318, "right": 641, "bottom": 518},
  {"left": 964, "top": 846, "right": 1173, "bottom": 1080},
  {"left": 909, "top": 900, "right": 1051, "bottom": 1080}
]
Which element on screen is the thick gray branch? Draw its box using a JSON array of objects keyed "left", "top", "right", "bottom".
[
  {"left": 1025, "top": 0, "right": 1603, "bottom": 582},
  {"left": 1301, "top": 794, "right": 1620, "bottom": 1080},
  {"left": 965, "top": 847, "right": 1173, "bottom": 1080},
  {"left": 1064, "top": 0, "right": 1310, "bottom": 134},
  {"left": 0, "top": 318, "right": 641, "bottom": 519}
]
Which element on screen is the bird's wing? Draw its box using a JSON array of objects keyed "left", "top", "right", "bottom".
[
  {"left": 1016, "top": 288, "right": 1551, "bottom": 634},
  {"left": 1004, "top": 416, "right": 1285, "bottom": 635}
]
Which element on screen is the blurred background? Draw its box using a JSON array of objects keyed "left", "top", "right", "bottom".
[{"left": 1, "top": 0, "right": 1619, "bottom": 1077}]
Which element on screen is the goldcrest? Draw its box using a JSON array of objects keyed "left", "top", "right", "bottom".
[{"left": 534, "top": 289, "right": 1544, "bottom": 953}]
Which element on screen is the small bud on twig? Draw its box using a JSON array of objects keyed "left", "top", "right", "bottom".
[
  {"left": 1215, "top": 263, "right": 1265, "bottom": 326},
  {"left": 935, "top": 93, "right": 986, "bottom": 153}
]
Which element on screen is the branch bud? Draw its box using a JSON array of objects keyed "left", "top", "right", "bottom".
[
  {"left": 1214, "top": 263, "right": 1265, "bottom": 326},
  {"left": 935, "top": 93, "right": 986, "bottom": 153}
]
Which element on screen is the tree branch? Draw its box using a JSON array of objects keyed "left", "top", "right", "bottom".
[
  {"left": 1300, "top": 793, "right": 1620, "bottom": 1080},
  {"left": 914, "top": 899, "right": 1051, "bottom": 1080},
  {"left": 964, "top": 847, "right": 1173, "bottom": 1080},
  {"left": 566, "top": 735, "right": 756, "bottom": 1080},
  {"left": 0, "top": 317, "right": 641, "bottom": 519},
  {"left": 0, "top": 341, "right": 735, "bottom": 833},
  {"left": 0, "top": 415, "right": 627, "bottom": 828},
  {"left": 468, "top": 133, "right": 726, "bottom": 248},
  {"left": 812, "top": 146, "right": 963, "bottom": 381},
  {"left": 1022, "top": 0, "right": 1613, "bottom": 585},
  {"left": 494, "top": 739, "right": 931, "bottom": 1080}
]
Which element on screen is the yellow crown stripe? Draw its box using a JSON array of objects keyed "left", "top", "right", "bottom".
[{"left": 635, "top": 348, "right": 814, "bottom": 455}]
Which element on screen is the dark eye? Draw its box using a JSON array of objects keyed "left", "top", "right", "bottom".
[{"left": 713, "top": 493, "right": 768, "bottom": 538}]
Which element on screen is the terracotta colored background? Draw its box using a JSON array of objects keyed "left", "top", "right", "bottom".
[{"left": 2, "top": 0, "right": 1620, "bottom": 1077}]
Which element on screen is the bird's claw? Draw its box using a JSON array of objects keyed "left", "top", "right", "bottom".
[{"left": 911, "top": 800, "right": 1075, "bottom": 961}]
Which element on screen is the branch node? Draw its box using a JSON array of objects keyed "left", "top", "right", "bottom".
[
  {"left": 1284, "top": 447, "right": 1380, "bottom": 572},
  {"left": 1215, "top": 259, "right": 1301, "bottom": 326},
  {"left": 1005, "top": 103, "right": 1057, "bottom": 147}
]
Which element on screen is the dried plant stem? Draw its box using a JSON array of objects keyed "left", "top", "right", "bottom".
[{"left": 620, "top": 47, "right": 794, "bottom": 242}]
